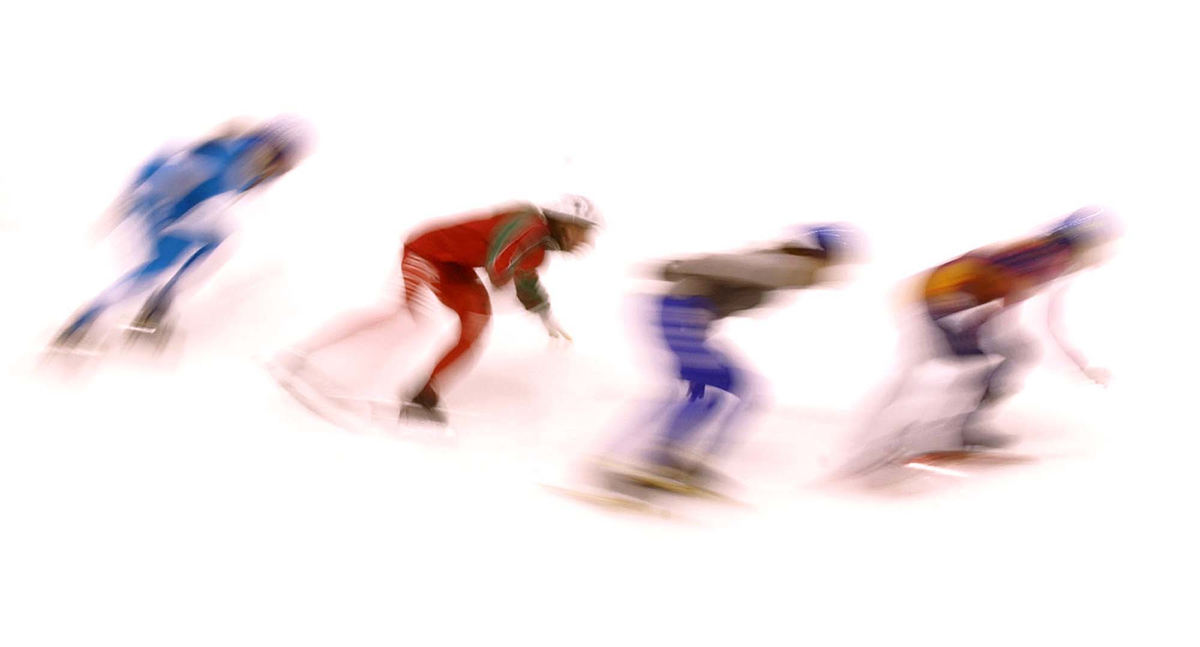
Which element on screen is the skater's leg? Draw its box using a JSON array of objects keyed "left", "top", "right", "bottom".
[
  {"left": 956, "top": 324, "right": 1039, "bottom": 442},
  {"left": 928, "top": 303, "right": 1041, "bottom": 448},
  {"left": 290, "top": 304, "right": 410, "bottom": 357},
  {"left": 659, "top": 383, "right": 725, "bottom": 451},
  {"left": 288, "top": 250, "right": 426, "bottom": 357},
  {"left": 139, "top": 236, "right": 220, "bottom": 311},
  {"left": 130, "top": 233, "right": 225, "bottom": 331},
  {"left": 697, "top": 377, "right": 753, "bottom": 462},
  {"left": 399, "top": 248, "right": 440, "bottom": 318},
  {"left": 833, "top": 310, "right": 939, "bottom": 474},
  {"left": 857, "top": 310, "right": 938, "bottom": 431},
  {"left": 398, "top": 266, "right": 490, "bottom": 422},
  {"left": 600, "top": 385, "right": 688, "bottom": 458},
  {"left": 648, "top": 295, "right": 734, "bottom": 468},
  {"left": 57, "top": 234, "right": 194, "bottom": 341},
  {"left": 418, "top": 273, "right": 491, "bottom": 394}
]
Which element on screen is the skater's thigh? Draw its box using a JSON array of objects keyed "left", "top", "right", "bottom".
[
  {"left": 928, "top": 308, "right": 991, "bottom": 358},
  {"left": 977, "top": 309, "right": 1038, "bottom": 364},
  {"left": 434, "top": 270, "right": 491, "bottom": 317},
  {"left": 676, "top": 346, "right": 740, "bottom": 395},
  {"left": 141, "top": 234, "right": 199, "bottom": 273}
]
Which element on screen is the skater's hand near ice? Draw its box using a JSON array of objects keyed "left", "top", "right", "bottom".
[
  {"left": 1047, "top": 287, "right": 1107, "bottom": 388},
  {"left": 540, "top": 311, "right": 572, "bottom": 342},
  {"left": 1082, "top": 365, "right": 1111, "bottom": 387}
]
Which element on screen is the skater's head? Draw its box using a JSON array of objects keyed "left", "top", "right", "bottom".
[
  {"left": 1047, "top": 205, "right": 1121, "bottom": 269},
  {"left": 543, "top": 195, "right": 600, "bottom": 253},
  {"left": 548, "top": 219, "right": 595, "bottom": 252},
  {"left": 777, "top": 223, "right": 864, "bottom": 266},
  {"left": 242, "top": 116, "right": 312, "bottom": 189}
]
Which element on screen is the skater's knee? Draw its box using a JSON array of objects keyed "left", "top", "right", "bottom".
[{"left": 458, "top": 311, "right": 490, "bottom": 341}]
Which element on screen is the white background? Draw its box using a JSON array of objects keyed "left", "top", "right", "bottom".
[{"left": 2, "top": 1, "right": 1197, "bottom": 645}]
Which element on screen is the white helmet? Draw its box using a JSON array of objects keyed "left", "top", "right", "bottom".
[{"left": 541, "top": 194, "right": 601, "bottom": 228}]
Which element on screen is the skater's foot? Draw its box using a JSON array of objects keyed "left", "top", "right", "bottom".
[
  {"left": 607, "top": 465, "right": 690, "bottom": 495},
  {"left": 130, "top": 292, "right": 172, "bottom": 334},
  {"left": 960, "top": 427, "right": 1014, "bottom": 450},
  {"left": 679, "top": 461, "right": 735, "bottom": 493},
  {"left": 401, "top": 385, "right": 447, "bottom": 424},
  {"left": 124, "top": 298, "right": 176, "bottom": 349},
  {"left": 267, "top": 349, "right": 308, "bottom": 380},
  {"left": 51, "top": 321, "right": 91, "bottom": 350},
  {"left": 643, "top": 451, "right": 696, "bottom": 489},
  {"left": 604, "top": 453, "right": 701, "bottom": 496}
]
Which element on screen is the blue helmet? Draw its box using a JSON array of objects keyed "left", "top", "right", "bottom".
[
  {"left": 797, "top": 223, "right": 862, "bottom": 261},
  {"left": 1050, "top": 206, "right": 1118, "bottom": 249},
  {"left": 247, "top": 115, "right": 311, "bottom": 170}
]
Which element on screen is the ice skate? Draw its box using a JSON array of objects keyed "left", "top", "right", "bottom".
[
  {"left": 266, "top": 350, "right": 362, "bottom": 427},
  {"left": 48, "top": 320, "right": 94, "bottom": 353},
  {"left": 399, "top": 386, "right": 448, "bottom": 425},
  {"left": 43, "top": 321, "right": 104, "bottom": 369},
  {"left": 959, "top": 426, "right": 1015, "bottom": 450},
  {"left": 266, "top": 349, "right": 309, "bottom": 386},
  {"left": 544, "top": 457, "right": 675, "bottom": 518},
  {"left": 677, "top": 461, "right": 740, "bottom": 500},
  {"left": 600, "top": 451, "right": 726, "bottom": 499},
  {"left": 600, "top": 456, "right": 744, "bottom": 505},
  {"left": 124, "top": 295, "right": 175, "bottom": 349}
]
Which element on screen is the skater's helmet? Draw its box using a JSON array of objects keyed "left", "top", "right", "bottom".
[
  {"left": 541, "top": 194, "right": 601, "bottom": 229},
  {"left": 1049, "top": 205, "right": 1119, "bottom": 250},
  {"left": 786, "top": 223, "right": 863, "bottom": 262},
  {"left": 246, "top": 115, "right": 312, "bottom": 175}
]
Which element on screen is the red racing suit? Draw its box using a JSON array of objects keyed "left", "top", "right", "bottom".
[{"left": 401, "top": 202, "right": 555, "bottom": 388}]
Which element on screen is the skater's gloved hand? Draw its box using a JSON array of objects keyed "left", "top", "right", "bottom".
[
  {"left": 1082, "top": 365, "right": 1111, "bottom": 387},
  {"left": 539, "top": 310, "right": 572, "bottom": 342}
]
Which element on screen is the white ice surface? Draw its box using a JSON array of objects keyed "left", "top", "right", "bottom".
[{"left": 3, "top": 2, "right": 1198, "bottom": 645}]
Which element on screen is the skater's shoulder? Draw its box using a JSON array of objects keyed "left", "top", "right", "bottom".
[
  {"left": 487, "top": 203, "right": 554, "bottom": 247},
  {"left": 492, "top": 201, "right": 550, "bottom": 230},
  {"left": 665, "top": 249, "right": 821, "bottom": 290},
  {"left": 425, "top": 201, "right": 545, "bottom": 233}
]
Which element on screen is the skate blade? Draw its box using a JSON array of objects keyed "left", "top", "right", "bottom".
[
  {"left": 42, "top": 345, "right": 104, "bottom": 358},
  {"left": 898, "top": 450, "right": 1038, "bottom": 479},
  {"left": 269, "top": 366, "right": 364, "bottom": 432},
  {"left": 317, "top": 396, "right": 458, "bottom": 443},
  {"left": 905, "top": 450, "right": 1036, "bottom": 467},
  {"left": 605, "top": 465, "right": 745, "bottom": 506},
  {"left": 36, "top": 344, "right": 104, "bottom": 379},
  {"left": 541, "top": 484, "right": 673, "bottom": 519},
  {"left": 398, "top": 404, "right": 449, "bottom": 426}
]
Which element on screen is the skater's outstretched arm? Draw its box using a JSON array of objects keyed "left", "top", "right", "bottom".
[
  {"left": 512, "top": 270, "right": 572, "bottom": 341},
  {"left": 485, "top": 208, "right": 578, "bottom": 340},
  {"left": 1046, "top": 285, "right": 1108, "bottom": 386}
]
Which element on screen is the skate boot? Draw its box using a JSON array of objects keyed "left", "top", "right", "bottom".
[
  {"left": 679, "top": 461, "right": 736, "bottom": 495},
  {"left": 266, "top": 350, "right": 318, "bottom": 399},
  {"left": 126, "top": 295, "right": 174, "bottom": 348},
  {"left": 959, "top": 426, "right": 1015, "bottom": 450},
  {"left": 400, "top": 385, "right": 448, "bottom": 424},
  {"left": 606, "top": 450, "right": 694, "bottom": 495},
  {"left": 588, "top": 458, "right": 652, "bottom": 498},
  {"left": 50, "top": 320, "right": 92, "bottom": 351},
  {"left": 267, "top": 349, "right": 308, "bottom": 381}
]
